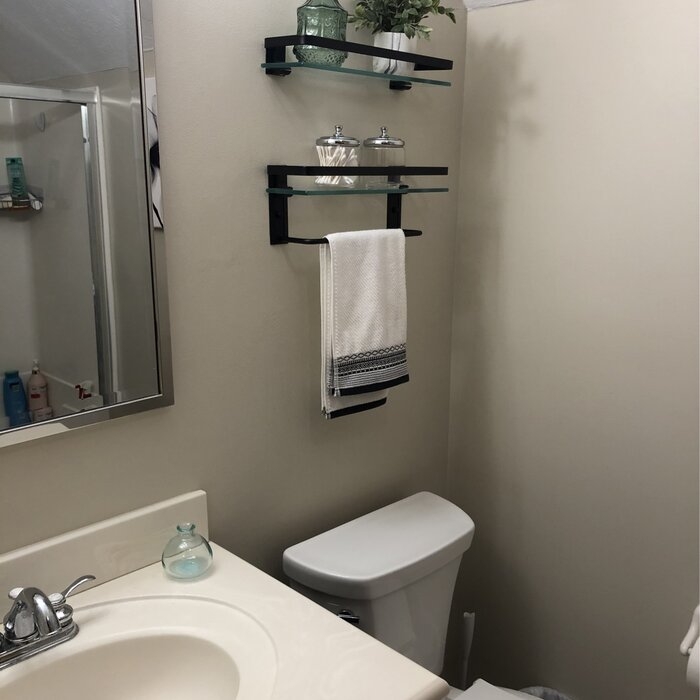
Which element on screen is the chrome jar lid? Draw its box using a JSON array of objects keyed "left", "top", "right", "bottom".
[
  {"left": 363, "top": 126, "right": 405, "bottom": 148},
  {"left": 316, "top": 125, "right": 360, "bottom": 147}
]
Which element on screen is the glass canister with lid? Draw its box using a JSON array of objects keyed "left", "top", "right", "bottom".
[
  {"left": 315, "top": 125, "right": 360, "bottom": 187},
  {"left": 362, "top": 126, "right": 406, "bottom": 189}
]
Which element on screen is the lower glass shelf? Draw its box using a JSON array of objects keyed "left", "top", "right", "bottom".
[
  {"left": 261, "top": 62, "right": 451, "bottom": 88},
  {"left": 1, "top": 187, "right": 43, "bottom": 211},
  {"left": 267, "top": 186, "right": 449, "bottom": 196},
  {"left": 266, "top": 163, "right": 449, "bottom": 243}
]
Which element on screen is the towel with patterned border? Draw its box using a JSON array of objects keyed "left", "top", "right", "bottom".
[{"left": 320, "top": 229, "right": 409, "bottom": 419}]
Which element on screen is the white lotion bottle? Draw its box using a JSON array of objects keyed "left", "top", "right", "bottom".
[{"left": 27, "top": 359, "right": 51, "bottom": 420}]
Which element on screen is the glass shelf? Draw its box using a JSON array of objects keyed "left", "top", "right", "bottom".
[
  {"left": 0, "top": 200, "right": 43, "bottom": 212},
  {"left": 266, "top": 164, "right": 448, "bottom": 244},
  {"left": 261, "top": 62, "right": 451, "bottom": 88},
  {"left": 267, "top": 185, "right": 449, "bottom": 196},
  {"left": 0, "top": 188, "right": 43, "bottom": 212},
  {"left": 264, "top": 35, "right": 452, "bottom": 91}
]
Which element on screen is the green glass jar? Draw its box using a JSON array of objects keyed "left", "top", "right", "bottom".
[{"left": 294, "top": 0, "right": 348, "bottom": 66}]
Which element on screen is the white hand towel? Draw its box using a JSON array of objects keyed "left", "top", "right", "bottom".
[{"left": 320, "top": 229, "right": 409, "bottom": 419}]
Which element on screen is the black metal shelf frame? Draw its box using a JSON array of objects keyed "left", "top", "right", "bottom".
[
  {"left": 264, "top": 35, "right": 453, "bottom": 91},
  {"left": 267, "top": 165, "right": 448, "bottom": 245}
]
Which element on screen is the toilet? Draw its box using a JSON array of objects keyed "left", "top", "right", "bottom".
[{"left": 283, "top": 492, "right": 531, "bottom": 700}]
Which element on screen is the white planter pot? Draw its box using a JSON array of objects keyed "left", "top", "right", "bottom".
[{"left": 372, "top": 32, "right": 417, "bottom": 76}]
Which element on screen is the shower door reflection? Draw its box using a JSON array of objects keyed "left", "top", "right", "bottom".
[{"left": 0, "top": 83, "right": 158, "bottom": 429}]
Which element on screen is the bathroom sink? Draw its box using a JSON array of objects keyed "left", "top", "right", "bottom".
[
  {"left": 0, "top": 493, "right": 448, "bottom": 700},
  {"left": 0, "top": 596, "right": 277, "bottom": 700}
]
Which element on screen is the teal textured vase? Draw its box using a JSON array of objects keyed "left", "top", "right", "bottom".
[{"left": 294, "top": 0, "right": 348, "bottom": 66}]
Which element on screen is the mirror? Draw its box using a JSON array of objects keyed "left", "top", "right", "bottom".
[{"left": 0, "top": 0, "right": 172, "bottom": 447}]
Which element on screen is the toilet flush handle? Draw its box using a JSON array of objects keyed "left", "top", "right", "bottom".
[{"left": 337, "top": 609, "right": 360, "bottom": 626}]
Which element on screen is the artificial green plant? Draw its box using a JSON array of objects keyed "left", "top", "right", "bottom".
[{"left": 349, "top": 0, "right": 456, "bottom": 39}]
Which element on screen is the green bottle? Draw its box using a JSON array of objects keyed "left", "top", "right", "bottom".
[
  {"left": 6, "top": 157, "right": 29, "bottom": 207},
  {"left": 294, "top": 0, "right": 348, "bottom": 66}
]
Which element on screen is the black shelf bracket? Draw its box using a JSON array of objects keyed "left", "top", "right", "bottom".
[
  {"left": 264, "top": 35, "right": 453, "bottom": 91},
  {"left": 268, "top": 170, "right": 292, "bottom": 244},
  {"left": 267, "top": 165, "right": 448, "bottom": 245}
]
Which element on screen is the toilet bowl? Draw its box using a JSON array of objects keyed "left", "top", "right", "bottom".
[{"left": 283, "top": 492, "right": 527, "bottom": 699}]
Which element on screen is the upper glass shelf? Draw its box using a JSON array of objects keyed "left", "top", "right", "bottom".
[
  {"left": 263, "top": 35, "right": 453, "bottom": 91},
  {"left": 261, "top": 61, "right": 451, "bottom": 88}
]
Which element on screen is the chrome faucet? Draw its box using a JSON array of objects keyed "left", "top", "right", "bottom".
[{"left": 0, "top": 574, "right": 95, "bottom": 670}]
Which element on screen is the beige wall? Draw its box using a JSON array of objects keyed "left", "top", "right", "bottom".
[
  {"left": 447, "top": 1, "right": 699, "bottom": 699},
  {"left": 0, "top": 1, "right": 466, "bottom": 580}
]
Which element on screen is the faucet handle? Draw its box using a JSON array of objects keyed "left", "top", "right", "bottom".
[
  {"left": 47, "top": 575, "right": 96, "bottom": 629},
  {"left": 8, "top": 587, "right": 23, "bottom": 600},
  {"left": 48, "top": 575, "right": 96, "bottom": 608}
]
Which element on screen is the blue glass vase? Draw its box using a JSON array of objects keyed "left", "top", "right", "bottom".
[
  {"left": 3, "top": 371, "right": 30, "bottom": 427},
  {"left": 294, "top": 0, "right": 348, "bottom": 66},
  {"left": 161, "top": 523, "right": 213, "bottom": 579}
]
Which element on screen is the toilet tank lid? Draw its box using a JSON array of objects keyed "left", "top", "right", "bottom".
[{"left": 283, "top": 492, "right": 475, "bottom": 600}]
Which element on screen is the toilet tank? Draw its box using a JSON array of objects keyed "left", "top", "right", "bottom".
[{"left": 283, "top": 492, "right": 475, "bottom": 674}]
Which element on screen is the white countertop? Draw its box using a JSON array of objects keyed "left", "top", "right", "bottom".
[
  {"left": 63, "top": 543, "right": 449, "bottom": 700},
  {"left": 0, "top": 492, "right": 449, "bottom": 700}
]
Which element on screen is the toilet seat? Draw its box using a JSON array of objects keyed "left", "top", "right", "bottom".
[{"left": 448, "top": 680, "right": 533, "bottom": 699}]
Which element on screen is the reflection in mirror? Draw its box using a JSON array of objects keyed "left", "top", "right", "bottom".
[{"left": 0, "top": 0, "right": 171, "bottom": 444}]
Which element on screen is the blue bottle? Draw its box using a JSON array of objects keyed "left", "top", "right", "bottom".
[{"left": 3, "top": 371, "right": 30, "bottom": 427}]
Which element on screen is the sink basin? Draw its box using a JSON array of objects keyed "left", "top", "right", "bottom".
[
  {"left": 0, "top": 596, "right": 277, "bottom": 700},
  {"left": 0, "top": 493, "right": 449, "bottom": 700}
]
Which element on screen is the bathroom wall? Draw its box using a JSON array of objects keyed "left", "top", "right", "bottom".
[
  {"left": 447, "top": 1, "right": 699, "bottom": 698},
  {"left": 1, "top": 4, "right": 695, "bottom": 698},
  {"left": 0, "top": 1, "right": 467, "bottom": 580}
]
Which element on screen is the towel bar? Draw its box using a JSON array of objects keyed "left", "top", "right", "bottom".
[{"left": 285, "top": 230, "right": 422, "bottom": 245}]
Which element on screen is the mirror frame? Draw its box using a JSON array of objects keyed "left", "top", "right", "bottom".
[{"left": 0, "top": 0, "right": 173, "bottom": 449}]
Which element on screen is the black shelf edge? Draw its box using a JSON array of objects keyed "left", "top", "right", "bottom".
[
  {"left": 266, "top": 187, "right": 449, "bottom": 196},
  {"left": 267, "top": 165, "right": 449, "bottom": 176},
  {"left": 264, "top": 35, "right": 453, "bottom": 72}
]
